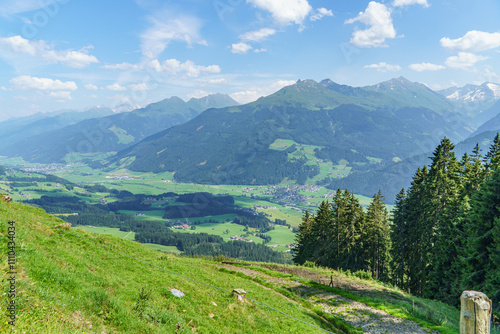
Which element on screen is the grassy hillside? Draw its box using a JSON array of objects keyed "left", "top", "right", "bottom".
[{"left": 0, "top": 200, "right": 467, "bottom": 333}]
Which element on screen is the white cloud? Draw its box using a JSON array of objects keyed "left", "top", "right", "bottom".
[
  {"left": 445, "top": 52, "right": 488, "bottom": 69},
  {"left": 102, "top": 62, "right": 141, "bottom": 71},
  {"left": 440, "top": 30, "right": 500, "bottom": 53},
  {"left": 84, "top": 84, "right": 99, "bottom": 90},
  {"left": 364, "top": 62, "right": 401, "bottom": 72},
  {"left": 148, "top": 59, "right": 221, "bottom": 77},
  {"left": 231, "top": 43, "right": 253, "bottom": 54},
  {"left": 47, "top": 91, "right": 73, "bottom": 100},
  {"left": 247, "top": 0, "right": 312, "bottom": 25},
  {"left": 140, "top": 12, "right": 207, "bottom": 59},
  {"left": 10, "top": 75, "right": 77, "bottom": 91},
  {"left": 188, "top": 90, "right": 212, "bottom": 99},
  {"left": 239, "top": 28, "right": 276, "bottom": 42},
  {"left": 0, "top": 35, "right": 98, "bottom": 68},
  {"left": 208, "top": 78, "right": 227, "bottom": 85},
  {"left": 254, "top": 48, "right": 267, "bottom": 53},
  {"left": 310, "top": 8, "right": 333, "bottom": 21},
  {"left": 106, "top": 83, "right": 127, "bottom": 91},
  {"left": 409, "top": 62, "right": 446, "bottom": 72},
  {"left": 107, "top": 94, "right": 131, "bottom": 103},
  {"left": 392, "top": 0, "right": 429, "bottom": 7},
  {"left": 128, "top": 83, "right": 148, "bottom": 91},
  {"left": 345, "top": 2, "right": 396, "bottom": 48},
  {"left": 230, "top": 80, "right": 295, "bottom": 104},
  {"left": 0, "top": 0, "right": 61, "bottom": 16}
]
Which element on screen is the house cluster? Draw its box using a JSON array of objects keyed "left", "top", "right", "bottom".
[
  {"left": 172, "top": 224, "right": 191, "bottom": 230},
  {"left": 229, "top": 235, "right": 252, "bottom": 242},
  {"left": 253, "top": 204, "right": 277, "bottom": 210},
  {"left": 105, "top": 175, "right": 136, "bottom": 180},
  {"left": 133, "top": 212, "right": 145, "bottom": 216},
  {"left": 286, "top": 243, "right": 298, "bottom": 249},
  {"left": 99, "top": 198, "right": 107, "bottom": 204},
  {"left": 21, "top": 164, "right": 69, "bottom": 174}
]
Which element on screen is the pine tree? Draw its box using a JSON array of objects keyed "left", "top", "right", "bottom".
[
  {"left": 365, "top": 190, "right": 391, "bottom": 281},
  {"left": 390, "top": 188, "right": 408, "bottom": 289},
  {"left": 463, "top": 167, "right": 500, "bottom": 305},
  {"left": 485, "top": 133, "right": 500, "bottom": 172},
  {"left": 424, "top": 138, "right": 463, "bottom": 302},
  {"left": 293, "top": 210, "right": 315, "bottom": 265},
  {"left": 404, "top": 166, "right": 429, "bottom": 295}
]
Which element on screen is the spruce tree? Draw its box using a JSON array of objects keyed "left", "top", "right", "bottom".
[
  {"left": 404, "top": 166, "right": 429, "bottom": 295},
  {"left": 365, "top": 190, "right": 391, "bottom": 281},
  {"left": 463, "top": 167, "right": 500, "bottom": 305},
  {"left": 485, "top": 133, "right": 500, "bottom": 172},
  {"left": 293, "top": 210, "right": 315, "bottom": 265},
  {"left": 424, "top": 138, "right": 462, "bottom": 302},
  {"left": 390, "top": 188, "right": 408, "bottom": 289}
]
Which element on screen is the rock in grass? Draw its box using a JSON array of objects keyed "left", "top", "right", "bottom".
[{"left": 171, "top": 289, "right": 185, "bottom": 298}]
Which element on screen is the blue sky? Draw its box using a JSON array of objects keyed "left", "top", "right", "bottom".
[{"left": 0, "top": 0, "right": 499, "bottom": 119}]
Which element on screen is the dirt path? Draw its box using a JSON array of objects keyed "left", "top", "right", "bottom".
[{"left": 218, "top": 264, "right": 439, "bottom": 334}]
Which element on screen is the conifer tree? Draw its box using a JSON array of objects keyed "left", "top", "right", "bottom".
[
  {"left": 424, "top": 138, "right": 462, "bottom": 302},
  {"left": 485, "top": 133, "right": 500, "bottom": 172},
  {"left": 462, "top": 167, "right": 500, "bottom": 304},
  {"left": 390, "top": 188, "right": 408, "bottom": 289},
  {"left": 365, "top": 190, "right": 391, "bottom": 281},
  {"left": 293, "top": 210, "right": 315, "bottom": 265},
  {"left": 402, "top": 166, "right": 430, "bottom": 295}
]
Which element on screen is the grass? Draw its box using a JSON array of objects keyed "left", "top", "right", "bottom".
[
  {"left": 174, "top": 222, "right": 265, "bottom": 244},
  {"left": 226, "top": 263, "right": 461, "bottom": 334},
  {"left": 76, "top": 226, "right": 136, "bottom": 240},
  {"left": 0, "top": 201, "right": 345, "bottom": 333}
]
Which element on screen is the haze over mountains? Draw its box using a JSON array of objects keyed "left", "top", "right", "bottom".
[
  {"left": 1, "top": 93, "right": 238, "bottom": 163},
  {"left": 2, "top": 77, "right": 500, "bottom": 202}
]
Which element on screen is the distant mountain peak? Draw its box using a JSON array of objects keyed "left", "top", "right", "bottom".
[{"left": 438, "top": 82, "right": 500, "bottom": 104}]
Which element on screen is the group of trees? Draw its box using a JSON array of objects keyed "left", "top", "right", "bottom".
[
  {"left": 391, "top": 135, "right": 500, "bottom": 312},
  {"left": 294, "top": 134, "right": 500, "bottom": 315},
  {"left": 294, "top": 189, "right": 391, "bottom": 281}
]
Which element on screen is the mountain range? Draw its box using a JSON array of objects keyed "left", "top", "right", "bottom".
[
  {"left": 2, "top": 77, "right": 500, "bottom": 202},
  {"left": 114, "top": 77, "right": 475, "bottom": 189},
  {"left": 0, "top": 93, "right": 238, "bottom": 163}
]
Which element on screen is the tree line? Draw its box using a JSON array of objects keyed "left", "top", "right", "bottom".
[{"left": 293, "top": 134, "right": 500, "bottom": 316}]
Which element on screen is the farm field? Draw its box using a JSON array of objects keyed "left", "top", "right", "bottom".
[
  {"left": 174, "top": 221, "right": 265, "bottom": 244},
  {"left": 76, "top": 226, "right": 136, "bottom": 240}
]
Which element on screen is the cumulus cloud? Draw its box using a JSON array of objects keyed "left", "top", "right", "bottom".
[
  {"left": 239, "top": 28, "right": 276, "bottom": 42},
  {"left": 106, "top": 83, "right": 127, "bottom": 91},
  {"left": 254, "top": 48, "right": 267, "bottom": 53},
  {"left": 364, "top": 62, "right": 401, "bottom": 72},
  {"left": 0, "top": 0, "right": 61, "bottom": 16},
  {"left": 128, "top": 83, "right": 148, "bottom": 91},
  {"left": 48, "top": 91, "right": 73, "bottom": 100},
  {"left": 0, "top": 35, "right": 98, "bottom": 68},
  {"left": 247, "top": 0, "right": 312, "bottom": 25},
  {"left": 392, "top": 0, "right": 429, "bottom": 7},
  {"left": 230, "top": 80, "right": 295, "bottom": 104},
  {"left": 102, "top": 62, "right": 141, "bottom": 71},
  {"left": 148, "top": 59, "right": 221, "bottom": 77},
  {"left": 10, "top": 75, "right": 77, "bottom": 91},
  {"left": 440, "top": 30, "right": 500, "bottom": 53},
  {"left": 188, "top": 90, "right": 212, "bottom": 99},
  {"left": 310, "top": 8, "right": 333, "bottom": 21},
  {"left": 84, "top": 84, "right": 99, "bottom": 90},
  {"left": 445, "top": 52, "right": 488, "bottom": 69},
  {"left": 140, "top": 12, "right": 207, "bottom": 59},
  {"left": 345, "top": 2, "right": 396, "bottom": 47},
  {"left": 231, "top": 43, "right": 253, "bottom": 54},
  {"left": 409, "top": 62, "right": 446, "bottom": 72},
  {"left": 207, "top": 78, "right": 227, "bottom": 85}
]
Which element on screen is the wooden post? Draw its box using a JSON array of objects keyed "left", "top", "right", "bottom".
[{"left": 460, "top": 291, "right": 492, "bottom": 334}]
